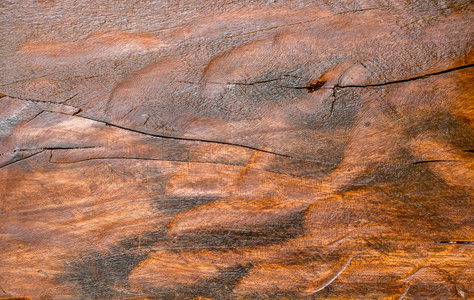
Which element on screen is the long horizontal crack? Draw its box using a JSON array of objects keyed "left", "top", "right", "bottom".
[
  {"left": 1, "top": 95, "right": 311, "bottom": 161},
  {"left": 69, "top": 113, "right": 317, "bottom": 162},
  {"left": 436, "top": 241, "right": 473, "bottom": 245},
  {"left": 179, "top": 64, "right": 474, "bottom": 92},
  {"left": 412, "top": 159, "right": 459, "bottom": 165},
  {"left": 49, "top": 156, "right": 164, "bottom": 164},
  {"left": 36, "top": 146, "right": 98, "bottom": 151},
  {"left": 178, "top": 75, "right": 299, "bottom": 86},
  {"left": 282, "top": 64, "right": 474, "bottom": 91},
  {"left": 338, "top": 63, "right": 474, "bottom": 88},
  {"left": 3, "top": 64, "right": 472, "bottom": 164}
]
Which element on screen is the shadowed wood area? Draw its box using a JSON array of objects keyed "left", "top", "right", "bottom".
[{"left": 0, "top": 0, "right": 473, "bottom": 299}]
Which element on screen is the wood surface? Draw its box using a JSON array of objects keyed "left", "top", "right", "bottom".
[{"left": 0, "top": 0, "right": 473, "bottom": 299}]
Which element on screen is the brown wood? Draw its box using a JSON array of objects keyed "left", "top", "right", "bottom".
[{"left": 1, "top": 1, "right": 473, "bottom": 299}]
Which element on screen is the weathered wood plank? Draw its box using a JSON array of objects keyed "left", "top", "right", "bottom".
[{"left": 0, "top": 1, "right": 473, "bottom": 299}]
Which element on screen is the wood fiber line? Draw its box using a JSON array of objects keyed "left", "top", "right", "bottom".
[{"left": 0, "top": 0, "right": 473, "bottom": 299}]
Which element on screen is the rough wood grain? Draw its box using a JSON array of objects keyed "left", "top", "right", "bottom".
[{"left": 0, "top": 0, "right": 473, "bottom": 299}]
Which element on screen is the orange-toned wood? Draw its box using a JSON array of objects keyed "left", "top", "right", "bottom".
[{"left": 0, "top": 1, "right": 473, "bottom": 299}]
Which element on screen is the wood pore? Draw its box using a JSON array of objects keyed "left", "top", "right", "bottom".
[{"left": 0, "top": 0, "right": 473, "bottom": 299}]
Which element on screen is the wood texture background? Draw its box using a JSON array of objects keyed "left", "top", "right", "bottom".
[{"left": 0, "top": 0, "right": 473, "bottom": 299}]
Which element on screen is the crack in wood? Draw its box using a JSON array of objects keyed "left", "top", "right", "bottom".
[
  {"left": 412, "top": 159, "right": 460, "bottom": 165},
  {"left": 71, "top": 113, "right": 317, "bottom": 162},
  {"left": 437, "top": 241, "right": 473, "bottom": 245},
  {"left": 280, "top": 63, "right": 474, "bottom": 91},
  {"left": 0, "top": 150, "right": 45, "bottom": 170},
  {"left": 338, "top": 64, "right": 474, "bottom": 88},
  {"left": 0, "top": 146, "right": 97, "bottom": 157},
  {"left": 182, "top": 64, "right": 473, "bottom": 96}
]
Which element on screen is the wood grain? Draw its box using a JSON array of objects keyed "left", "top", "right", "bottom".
[{"left": 0, "top": 0, "right": 473, "bottom": 299}]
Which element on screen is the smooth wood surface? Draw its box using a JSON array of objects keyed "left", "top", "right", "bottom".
[{"left": 0, "top": 1, "right": 473, "bottom": 299}]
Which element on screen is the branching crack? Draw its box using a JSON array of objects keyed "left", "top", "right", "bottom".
[
  {"left": 3, "top": 64, "right": 471, "bottom": 165},
  {"left": 282, "top": 64, "right": 474, "bottom": 91},
  {"left": 69, "top": 113, "right": 317, "bottom": 162}
]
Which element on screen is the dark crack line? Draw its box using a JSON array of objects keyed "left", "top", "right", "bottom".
[
  {"left": 412, "top": 159, "right": 459, "bottom": 165},
  {"left": 143, "top": 115, "right": 151, "bottom": 126},
  {"left": 41, "top": 146, "right": 98, "bottom": 151},
  {"left": 339, "top": 64, "right": 474, "bottom": 88},
  {"left": 1, "top": 103, "right": 320, "bottom": 163},
  {"left": 23, "top": 110, "right": 46, "bottom": 125},
  {"left": 0, "top": 284, "right": 8, "bottom": 295},
  {"left": 61, "top": 93, "right": 79, "bottom": 104},
  {"left": 72, "top": 113, "right": 316, "bottom": 162},
  {"left": 328, "top": 86, "right": 339, "bottom": 117},
  {"left": 49, "top": 156, "right": 163, "bottom": 164},
  {"left": 335, "top": 6, "right": 390, "bottom": 15},
  {"left": 210, "top": 78, "right": 283, "bottom": 85},
  {"left": 282, "top": 64, "right": 474, "bottom": 91},
  {"left": 0, "top": 150, "right": 45, "bottom": 170},
  {"left": 5, "top": 64, "right": 472, "bottom": 164},
  {"left": 436, "top": 241, "right": 473, "bottom": 245},
  {"left": 178, "top": 76, "right": 294, "bottom": 86}
]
